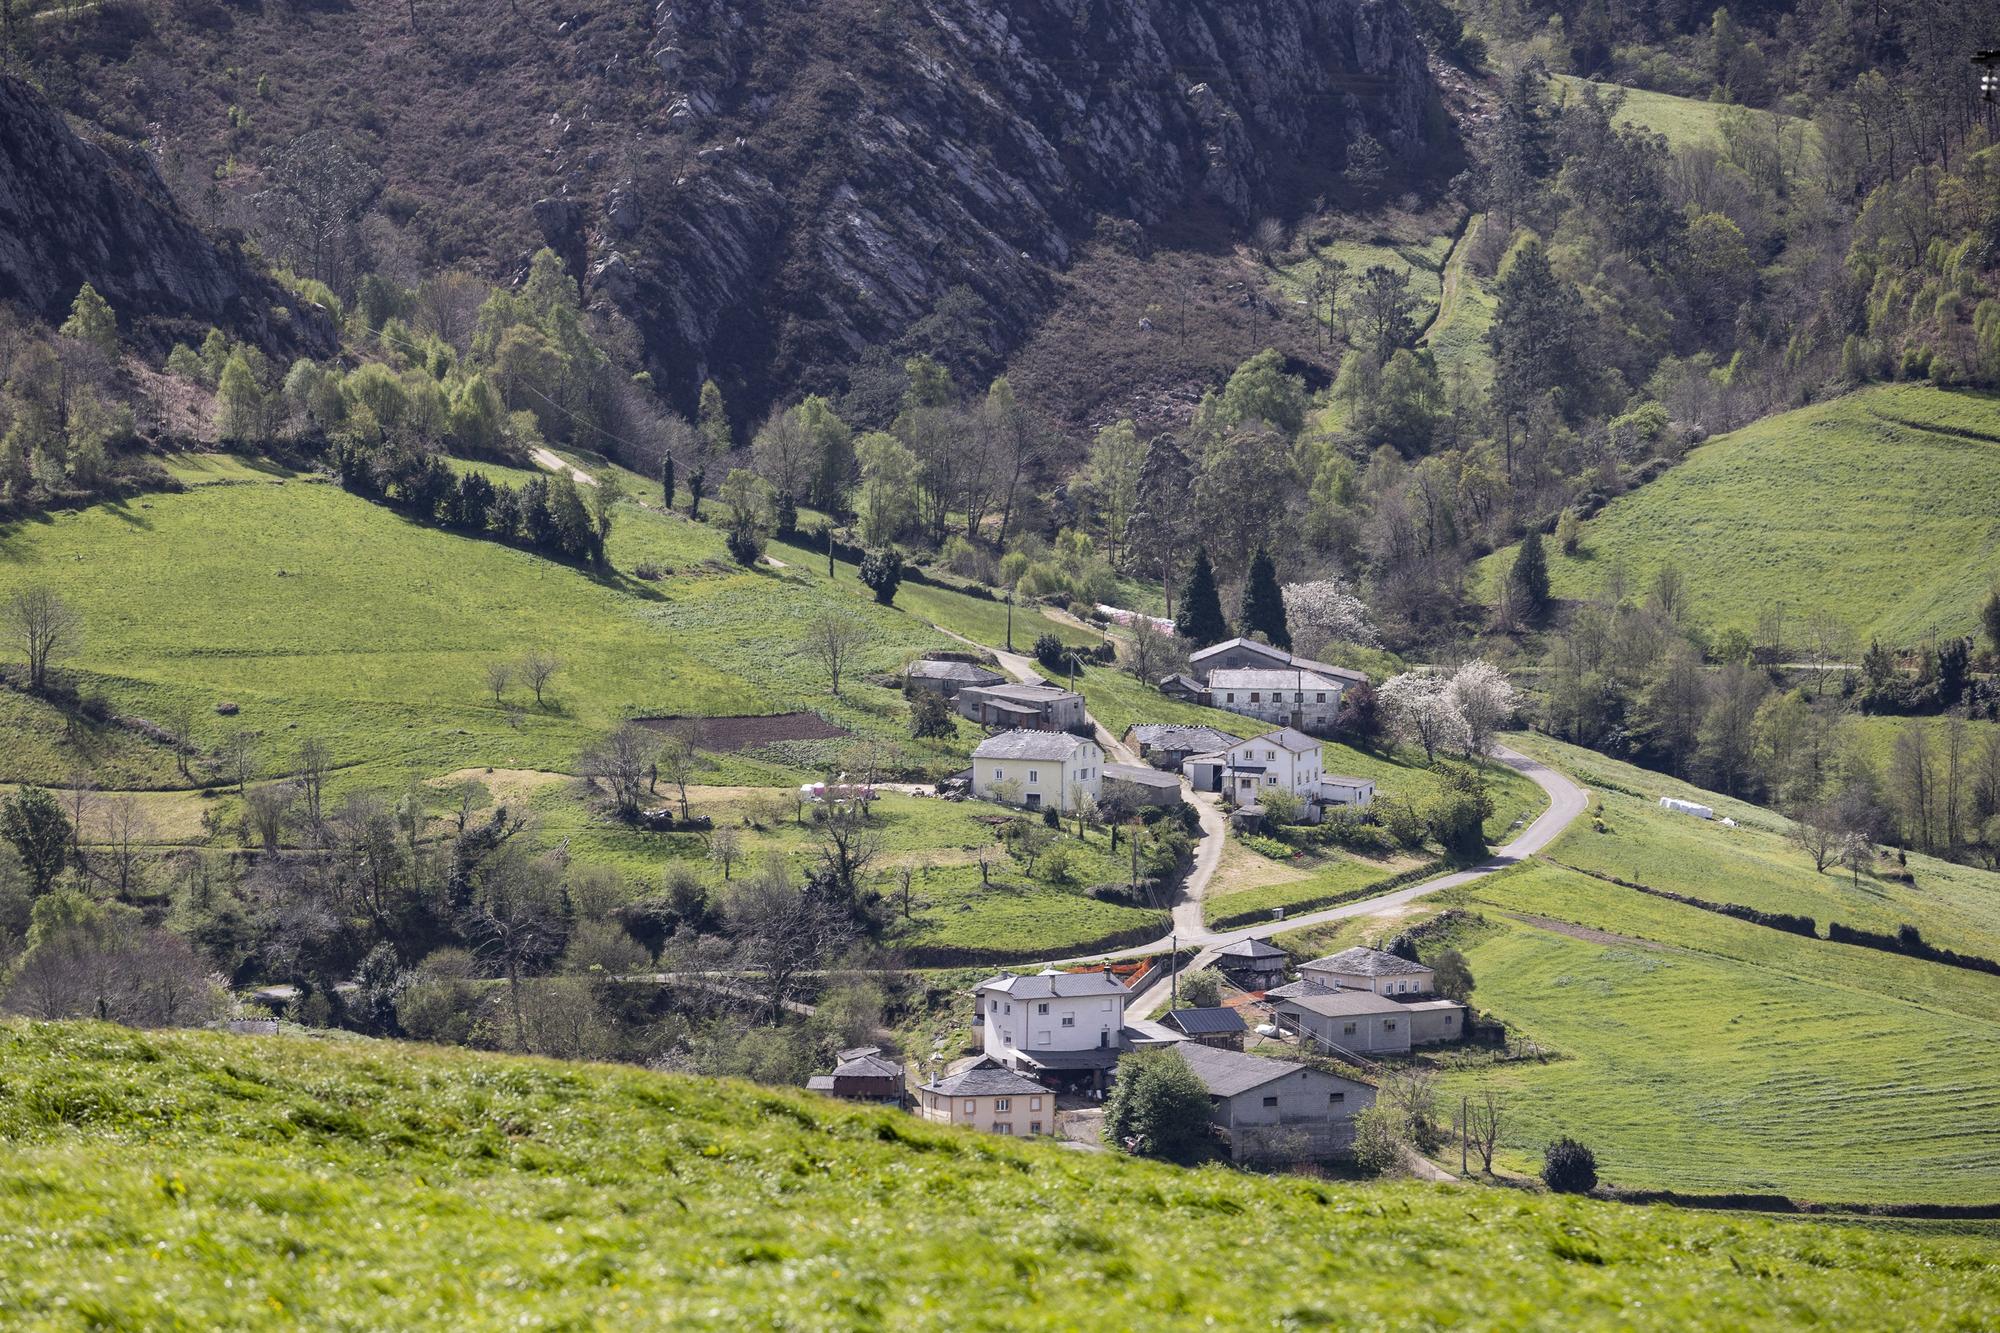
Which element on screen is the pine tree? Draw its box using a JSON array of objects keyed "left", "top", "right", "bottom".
[
  {"left": 661, "top": 453, "right": 675, "bottom": 508},
  {"left": 1127, "top": 434, "right": 1194, "bottom": 617},
  {"left": 59, "top": 284, "right": 118, "bottom": 358},
  {"left": 697, "top": 380, "right": 730, "bottom": 456},
  {"left": 1238, "top": 548, "right": 1290, "bottom": 649},
  {"left": 1175, "top": 548, "right": 1230, "bottom": 647},
  {"left": 1510, "top": 530, "right": 1550, "bottom": 619}
]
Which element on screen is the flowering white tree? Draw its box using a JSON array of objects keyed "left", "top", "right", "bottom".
[
  {"left": 1447, "top": 660, "right": 1519, "bottom": 756},
  {"left": 1378, "top": 668, "right": 1470, "bottom": 762},
  {"left": 1281, "top": 578, "right": 1379, "bottom": 652}
]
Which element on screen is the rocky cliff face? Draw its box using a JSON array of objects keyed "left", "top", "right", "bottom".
[
  {"left": 547, "top": 0, "right": 1441, "bottom": 415},
  {"left": 0, "top": 76, "right": 326, "bottom": 356}
]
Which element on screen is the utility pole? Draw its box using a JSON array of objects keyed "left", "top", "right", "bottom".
[
  {"left": 1170, "top": 932, "right": 1179, "bottom": 1009},
  {"left": 1005, "top": 592, "right": 1014, "bottom": 652},
  {"left": 1461, "top": 1094, "right": 1469, "bottom": 1177},
  {"left": 826, "top": 526, "right": 835, "bottom": 579}
]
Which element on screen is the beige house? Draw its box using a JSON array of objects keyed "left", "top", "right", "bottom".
[
  {"left": 1300, "top": 946, "right": 1435, "bottom": 997},
  {"left": 972, "top": 730, "right": 1103, "bottom": 812},
  {"left": 915, "top": 1059, "right": 1052, "bottom": 1137}
]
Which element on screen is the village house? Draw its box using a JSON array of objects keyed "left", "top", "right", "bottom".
[
  {"left": 1156, "top": 672, "right": 1207, "bottom": 704},
  {"left": 915, "top": 1059, "right": 1053, "bottom": 1136},
  {"left": 1161, "top": 1006, "right": 1248, "bottom": 1050},
  {"left": 1126, "top": 723, "right": 1244, "bottom": 770},
  {"left": 1206, "top": 666, "right": 1351, "bottom": 732},
  {"left": 1301, "top": 946, "right": 1434, "bottom": 996},
  {"left": 805, "top": 1046, "right": 906, "bottom": 1104},
  {"left": 1187, "top": 637, "right": 1369, "bottom": 690},
  {"left": 904, "top": 656, "right": 1006, "bottom": 699},
  {"left": 955, "top": 681, "right": 1088, "bottom": 731},
  {"left": 1265, "top": 984, "right": 1417, "bottom": 1056},
  {"left": 1212, "top": 936, "right": 1289, "bottom": 991},
  {"left": 1167, "top": 1041, "right": 1375, "bottom": 1163},
  {"left": 971, "top": 730, "right": 1102, "bottom": 812},
  {"left": 1182, "top": 728, "right": 1375, "bottom": 817},
  {"left": 975, "top": 967, "right": 1128, "bottom": 1091},
  {"left": 1102, "top": 762, "right": 1183, "bottom": 811}
]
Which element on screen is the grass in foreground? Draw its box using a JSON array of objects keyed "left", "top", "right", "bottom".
[
  {"left": 0, "top": 1022, "right": 1993, "bottom": 1329},
  {"left": 1477, "top": 385, "right": 2000, "bottom": 644}
]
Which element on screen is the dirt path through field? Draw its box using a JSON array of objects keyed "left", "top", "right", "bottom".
[
  {"left": 530, "top": 448, "right": 596, "bottom": 487},
  {"left": 1420, "top": 212, "right": 1481, "bottom": 346}
]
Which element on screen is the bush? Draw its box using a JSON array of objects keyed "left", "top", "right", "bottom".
[
  {"left": 1176, "top": 969, "right": 1222, "bottom": 1009},
  {"left": 1380, "top": 799, "right": 1428, "bottom": 850},
  {"left": 1102, "top": 1049, "right": 1213, "bottom": 1162},
  {"left": 1033, "top": 632, "right": 1069, "bottom": 672},
  {"left": 908, "top": 689, "right": 955, "bottom": 739},
  {"left": 1351, "top": 1106, "right": 1402, "bottom": 1175},
  {"left": 1542, "top": 1137, "right": 1598, "bottom": 1194},
  {"left": 725, "top": 526, "right": 767, "bottom": 565},
  {"left": 859, "top": 550, "right": 903, "bottom": 606}
]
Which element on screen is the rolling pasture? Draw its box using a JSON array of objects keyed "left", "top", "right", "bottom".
[
  {"left": 1479, "top": 385, "right": 2000, "bottom": 645},
  {"left": 1441, "top": 737, "right": 2000, "bottom": 1204}
]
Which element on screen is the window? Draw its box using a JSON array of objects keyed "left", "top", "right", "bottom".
[
  {"left": 1061, "top": 1015, "right": 1076, "bottom": 1027},
  {"left": 1266, "top": 775, "right": 1277, "bottom": 785},
  {"left": 1316, "top": 692, "right": 1326, "bottom": 702},
  {"left": 1030, "top": 1121, "right": 1043, "bottom": 1135},
  {"left": 1266, "top": 750, "right": 1276, "bottom": 761},
  {"left": 992, "top": 767, "right": 1003, "bottom": 780},
  {"left": 1225, "top": 692, "right": 1236, "bottom": 703},
  {"left": 994, "top": 1098, "right": 1010, "bottom": 1112},
  {"left": 1293, "top": 692, "right": 1303, "bottom": 702},
  {"left": 1028, "top": 769, "right": 1039, "bottom": 783},
  {"left": 963, "top": 1100, "right": 976, "bottom": 1113},
  {"left": 1262, "top": 1095, "right": 1279, "bottom": 1107},
  {"left": 1030, "top": 1098, "right": 1043, "bottom": 1111},
  {"left": 1249, "top": 692, "right": 1260, "bottom": 703},
  {"left": 1342, "top": 1023, "right": 1357, "bottom": 1035},
  {"left": 1036, "top": 1002, "right": 1049, "bottom": 1015},
  {"left": 1329, "top": 1092, "right": 1346, "bottom": 1104},
  {"left": 994, "top": 1123, "right": 1012, "bottom": 1135},
  {"left": 1385, "top": 1020, "right": 1397, "bottom": 1031}
]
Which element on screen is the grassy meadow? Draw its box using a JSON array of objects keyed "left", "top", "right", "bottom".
[
  {"left": 1478, "top": 385, "right": 2000, "bottom": 644},
  {"left": 0, "top": 1022, "right": 1993, "bottom": 1329},
  {"left": 1429, "top": 736, "right": 2000, "bottom": 1204},
  {"left": 1547, "top": 75, "right": 1821, "bottom": 158}
]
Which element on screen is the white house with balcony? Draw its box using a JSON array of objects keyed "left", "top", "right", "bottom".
[
  {"left": 971, "top": 730, "right": 1102, "bottom": 812},
  {"left": 975, "top": 967, "right": 1128, "bottom": 1090}
]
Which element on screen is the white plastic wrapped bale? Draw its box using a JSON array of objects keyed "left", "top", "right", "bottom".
[{"left": 1659, "top": 797, "right": 1715, "bottom": 819}]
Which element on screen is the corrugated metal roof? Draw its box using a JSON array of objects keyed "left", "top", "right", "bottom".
[{"left": 1164, "top": 1007, "right": 1248, "bottom": 1035}]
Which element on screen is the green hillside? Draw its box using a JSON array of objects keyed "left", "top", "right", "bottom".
[
  {"left": 1479, "top": 385, "right": 2000, "bottom": 645},
  {"left": 0, "top": 1023, "right": 1993, "bottom": 1329},
  {"left": 0, "top": 466, "right": 1094, "bottom": 792},
  {"left": 1435, "top": 736, "right": 2000, "bottom": 1204}
]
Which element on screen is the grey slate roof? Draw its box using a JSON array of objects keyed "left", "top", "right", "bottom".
[
  {"left": 907, "top": 659, "right": 1005, "bottom": 684},
  {"left": 1188, "top": 638, "right": 1368, "bottom": 685},
  {"left": 1215, "top": 937, "right": 1287, "bottom": 960},
  {"left": 1104, "top": 763, "right": 1181, "bottom": 789},
  {"left": 977, "top": 967, "right": 1128, "bottom": 999},
  {"left": 1304, "top": 946, "right": 1432, "bottom": 978},
  {"left": 1170, "top": 1041, "right": 1307, "bottom": 1098},
  {"left": 968, "top": 683, "right": 1079, "bottom": 704},
  {"left": 831, "top": 1051, "right": 903, "bottom": 1079},
  {"left": 1164, "top": 1007, "right": 1247, "bottom": 1036},
  {"left": 972, "top": 729, "right": 1095, "bottom": 761},
  {"left": 1208, "top": 667, "right": 1347, "bottom": 692},
  {"left": 1129, "top": 724, "right": 1244, "bottom": 753},
  {"left": 1237, "top": 726, "right": 1324, "bottom": 755},
  {"left": 1272, "top": 988, "right": 1408, "bottom": 1018},
  {"left": 920, "top": 1060, "right": 1047, "bottom": 1098}
]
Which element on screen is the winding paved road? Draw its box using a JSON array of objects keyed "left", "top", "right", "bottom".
[{"left": 929, "top": 626, "right": 1590, "bottom": 1016}]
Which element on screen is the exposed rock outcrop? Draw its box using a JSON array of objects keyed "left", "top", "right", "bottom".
[
  {"left": 607, "top": 0, "right": 1442, "bottom": 414},
  {"left": 0, "top": 76, "right": 329, "bottom": 356}
]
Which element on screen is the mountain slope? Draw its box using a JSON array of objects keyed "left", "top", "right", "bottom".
[
  {"left": 0, "top": 75, "right": 326, "bottom": 355},
  {"left": 0, "top": 1021, "right": 1993, "bottom": 1328},
  {"left": 15, "top": 0, "right": 1441, "bottom": 417},
  {"left": 1478, "top": 385, "right": 2000, "bottom": 645}
]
